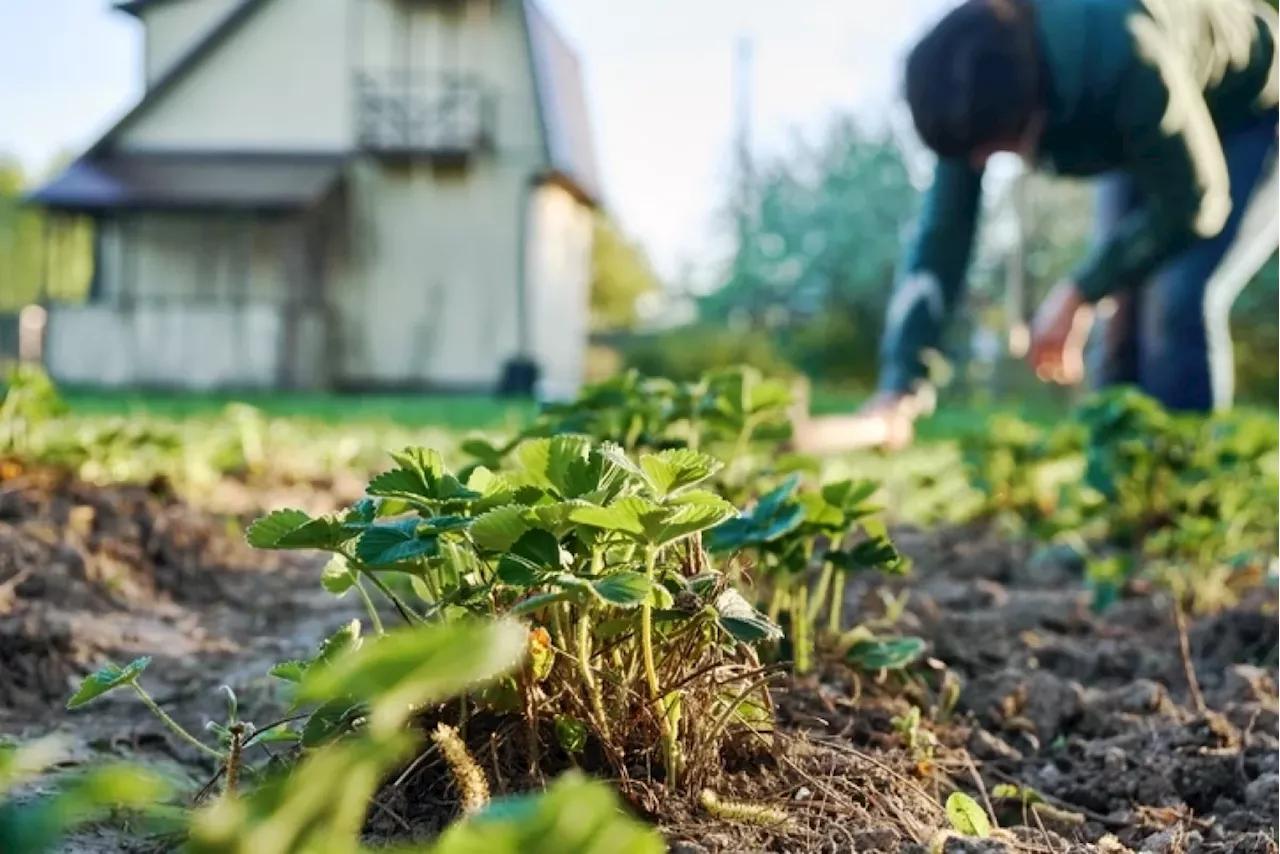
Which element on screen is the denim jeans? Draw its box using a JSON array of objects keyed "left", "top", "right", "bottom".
[{"left": 1086, "top": 110, "right": 1280, "bottom": 413}]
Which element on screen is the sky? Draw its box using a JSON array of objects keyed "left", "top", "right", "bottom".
[{"left": 0, "top": 0, "right": 952, "bottom": 283}]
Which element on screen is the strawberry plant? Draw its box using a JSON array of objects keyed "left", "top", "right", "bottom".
[
  {"left": 705, "top": 472, "right": 919, "bottom": 676},
  {"left": 243, "top": 436, "right": 782, "bottom": 789}
]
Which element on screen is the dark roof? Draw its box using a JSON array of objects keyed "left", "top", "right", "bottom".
[
  {"left": 35, "top": 0, "right": 602, "bottom": 208},
  {"left": 25, "top": 152, "right": 346, "bottom": 213},
  {"left": 521, "top": 1, "right": 602, "bottom": 206},
  {"left": 113, "top": 0, "right": 186, "bottom": 17}
]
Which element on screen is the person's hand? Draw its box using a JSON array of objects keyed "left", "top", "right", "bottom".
[
  {"left": 786, "top": 390, "right": 919, "bottom": 454},
  {"left": 1028, "top": 280, "right": 1094, "bottom": 385}
]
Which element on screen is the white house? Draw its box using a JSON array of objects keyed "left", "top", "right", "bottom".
[{"left": 28, "top": 0, "right": 601, "bottom": 398}]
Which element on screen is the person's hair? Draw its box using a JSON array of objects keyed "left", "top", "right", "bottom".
[{"left": 903, "top": 0, "right": 1044, "bottom": 160}]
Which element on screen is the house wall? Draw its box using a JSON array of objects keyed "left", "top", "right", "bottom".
[
  {"left": 142, "top": 0, "right": 240, "bottom": 85},
  {"left": 330, "top": 159, "right": 525, "bottom": 387},
  {"left": 44, "top": 211, "right": 323, "bottom": 390},
  {"left": 122, "top": 0, "right": 352, "bottom": 151},
  {"left": 78, "top": 0, "right": 589, "bottom": 392},
  {"left": 328, "top": 0, "right": 550, "bottom": 389},
  {"left": 525, "top": 182, "right": 592, "bottom": 400},
  {"left": 45, "top": 304, "right": 285, "bottom": 390}
]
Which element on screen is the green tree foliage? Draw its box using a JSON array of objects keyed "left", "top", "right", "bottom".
[
  {"left": 687, "top": 118, "right": 918, "bottom": 388},
  {"left": 588, "top": 212, "right": 660, "bottom": 332},
  {"left": 0, "top": 153, "right": 94, "bottom": 311},
  {"left": 703, "top": 117, "right": 916, "bottom": 329}
]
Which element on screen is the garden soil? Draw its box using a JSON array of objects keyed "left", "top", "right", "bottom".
[{"left": 0, "top": 471, "right": 1275, "bottom": 854}]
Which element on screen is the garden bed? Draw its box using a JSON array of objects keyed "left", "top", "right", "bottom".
[{"left": 2, "top": 471, "right": 1274, "bottom": 854}]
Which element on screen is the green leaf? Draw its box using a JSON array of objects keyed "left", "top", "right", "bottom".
[
  {"left": 300, "top": 698, "right": 365, "bottom": 748},
  {"left": 268, "top": 660, "right": 309, "bottom": 684},
  {"left": 945, "top": 791, "right": 991, "bottom": 838},
  {"left": 714, "top": 589, "right": 784, "bottom": 643},
  {"left": 820, "top": 479, "right": 880, "bottom": 513},
  {"left": 314, "top": 619, "right": 363, "bottom": 668},
  {"left": 368, "top": 447, "right": 480, "bottom": 505},
  {"left": 471, "top": 506, "right": 534, "bottom": 553},
  {"left": 638, "top": 449, "right": 723, "bottom": 498},
  {"left": 298, "top": 618, "right": 528, "bottom": 735},
  {"left": 245, "top": 509, "right": 348, "bottom": 551},
  {"left": 461, "top": 438, "right": 505, "bottom": 469},
  {"left": 0, "top": 762, "right": 176, "bottom": 854},
  {"left": 496, "top": 530, "right": 563, "bottom": 586},
  {"left": 554, "top": 717, "right": 588, "bottom": 755},
  {"left": 67, "top": 657, "right": 150, "bottom": 709},
  {"left": 591, "top": 572, "right": 652, "bottom": 608},
  {"left": 433, "top": 770, "right": 665, "bottom": 853},
  {"left": 514, "top": 435, "right": 627, "bottom": 501},
  {"left": 571, "top": 492, "right": 737, "bottom": 548},
  {"left": 844, "top": 637, "right": 925, "bottom": 671},
  {"left": 320, "top": 556, "right": 357, "bottom": 596},
  {"left": 355, "top": 519, "right": 439, "bottom": 567}
]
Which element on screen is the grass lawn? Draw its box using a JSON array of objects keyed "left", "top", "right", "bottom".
[
  {"left": 59, "top": 383, "right": 1277, "bottom": 445},
  {"left": 60, "top": 389, "right": 538, "bottom": 432}
]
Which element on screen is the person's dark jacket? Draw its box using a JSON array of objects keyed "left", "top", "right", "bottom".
[{"left": 881, "top": 0, "right": 1279, "bottom": 394}]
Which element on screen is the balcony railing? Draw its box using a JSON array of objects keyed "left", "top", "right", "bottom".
[{"left": 354, "top": 70, "right": 496, "bottom": 159}]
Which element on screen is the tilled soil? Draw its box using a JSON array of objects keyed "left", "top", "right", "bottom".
[{"left": 0, "top": 473, "right": 1275, "bottom": 854}]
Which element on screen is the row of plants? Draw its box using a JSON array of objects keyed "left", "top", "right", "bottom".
[
  {"left": 959, "top": 386, "right": 1279, "bottom": 612},
  {"left": 0, "top": 363, "right": 451, "bottom": 493},
  {"left": 2, "top": 367, "right": 929, "bottom": 852}
]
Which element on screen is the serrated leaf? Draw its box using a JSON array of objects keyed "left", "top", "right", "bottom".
[
  {"left": 945, "top": 791, "right": 991, "bottom": 838},
  {"left": 714, "top": 589, "right": 784, "bottom": 643},
  {"left": 246, "top": 509, "right": 347, "bottom": 551},
  {"left": 470, "top": 505, "right": 533, "bottom": 553},
  {"left": 320, "top": 556, "right": 357, "bottom": 596},
  {"left": 591, "top": 572, "right": 652, "bottom": 608},
  {"left": 844, "top": 637, "right": 925, "bottom": 671},
  {"left": 496, "top": 529, "right": 563, "bottom": 586},
  {"left": 572, "top": 492, "right": 738, "bottom": 548},
  {"left": 67, "top": 657, "right": 150, "bottom": 709},
  {"left": 269, "top": 661, "right": 309, "bottom": 684},
  {"left": 638, "top": 449, "right": 723, "bottom": 498},
  {"left": 355, "top": 519, "right": 438, "bottom": 567}
]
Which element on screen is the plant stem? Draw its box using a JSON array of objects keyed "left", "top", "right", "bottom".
[
  {"left": 767, "top": 581, "right": 788, "bottom": 625},
  {"left": 353, "top": 578, "right": 385, "bottom": 636},
  {"left": 642, "top": 546, "right": 679, "bottom": 786},
  {"left": 360, "top": 569, "right": 427, "bottom": 626},
  {"left": 808, "top": 563, "right": 833, "bottom": 624},
  {"left": 576, "top": 610, "right": 611, "bottom": 742},
  {"left": 793, "top": 583, "right": 811, "bottom": 675},
  {"left": 827, "top": 570, "right": 846, "bottom": 635},
  {"left": 130, "top": 683, "right": 225, "bottom": 761}
]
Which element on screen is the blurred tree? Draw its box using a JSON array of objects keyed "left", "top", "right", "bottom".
[
  {"left": 0, "top": 152, "right": 94, "bottom": 311},
  {"left": 699, "top": 117, "right": 918, "bottom": 387},
  {"left": 588, "top": 211, "right": 661, "bottom": 332},
  {"left": 703, "top": 117, "right": 916, "bottom": 326}
]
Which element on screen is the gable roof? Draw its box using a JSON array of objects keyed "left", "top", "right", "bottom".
[
  {"left": 87, "top": 0, "right": 272, "bottom": 159},
  {"left": 521, "top": 0, "right": 602, "bottom": 206},
  {"left": 32, "top": 0, "right": 602, "bottom": 208}
]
